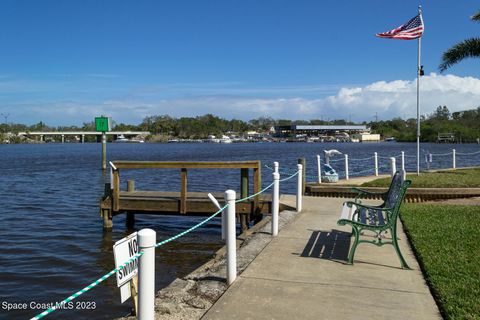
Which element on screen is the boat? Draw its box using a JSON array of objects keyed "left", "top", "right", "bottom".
[{"left": 384, "top": 137, "right": 397, "bottom": 142}]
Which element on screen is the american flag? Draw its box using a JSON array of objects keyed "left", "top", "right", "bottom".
[{"left": 376, "top": 14, "right": 424, "bottom": 40}]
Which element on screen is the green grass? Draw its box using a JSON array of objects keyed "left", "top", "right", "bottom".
[
  {"left": 401, "top": 204, "right": 480, "bottom": 319},
  {"left": 361, "top": 168, "right": 480, "bottom": 188}
]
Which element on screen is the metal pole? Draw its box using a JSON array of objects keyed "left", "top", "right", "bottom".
[
  {"left": 102, "top": 132, "right": 107, "bottom": 170},
  {"left": 296, "top": 164, "right": 303, "bottom": 212},
  {"left": 225, "top": 190, "right": 237, "bottom": 285},
  {"left": 452, "top": 149, "right": 456, "bottom": 169},
  {"left": 401, "top": 151, "right": 405, "bottom": 172},
  {"left": 374, "top": 152, "right": 378, "bottom": 176},
  {"left": 416, "top": 6, "right": 422, "bottom": 176},
  {"left": 138, "top": 228, "right": 156, "bottom": 320},
  {"left": 344, "top": 154, "right": 349, "bottom": 180},
  {"left": 273, "top": 161, "right": 279, "bottom": 174},
  {"left": 316, "top": 155, "right": 322, "bottom": 183},
  {"left": 272, "top": 172, "right": 280, "bottom": 236}
]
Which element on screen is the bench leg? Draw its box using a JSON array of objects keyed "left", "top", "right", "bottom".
[
  {"left": 347, "top": 226, "right": 360, "bottom": 265},
  {"left": 392, "top": 231, "right": 411, "bottom": 269}
]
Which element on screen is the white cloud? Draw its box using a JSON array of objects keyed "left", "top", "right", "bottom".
[{"left": 4, "top": 73, "right": 480, "bottom": 125}]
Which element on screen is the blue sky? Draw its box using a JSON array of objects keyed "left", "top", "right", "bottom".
[{"left": 1, "top": 0, "right": 480, "bottom": 126}]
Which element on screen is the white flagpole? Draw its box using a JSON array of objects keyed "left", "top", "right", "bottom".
[{"left": 416, "top": 5, "right": 422, "bottom": 176}]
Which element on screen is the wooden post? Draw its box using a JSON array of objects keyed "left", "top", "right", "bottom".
[
  {"left": 240, "top": 168, "right": 249, "bottom": 199},
  {"left": 102, "top": 209, "right": 113, "bottom": 230},
  {"left": 297, "top": 158, "right": 306, "bottom": 194},
  {"left": 126, "top": 180, "right": 135, "bottom": 228},
  {"left": 113, "top": 169, "right": 120, "bottom": 212},
  {"left": 253, "top": 162, "right": 261, "bottom": 213},
  {"left": 180, "top": 168, "right": 188, "bottom": 214},
  {"left": 130, "top": 276, "right": 139, "bottom": 316},
  {"left": 240, "top": 168, "right": 249, "bottom": 231}
]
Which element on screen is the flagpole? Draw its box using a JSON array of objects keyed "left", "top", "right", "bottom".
[{"left": 416, "top": 5, "right": 422, "bottom": 176}]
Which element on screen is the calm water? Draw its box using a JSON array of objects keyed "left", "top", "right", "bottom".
[{"left": 1, "top": 142, "right": 479, "bottom": 319}]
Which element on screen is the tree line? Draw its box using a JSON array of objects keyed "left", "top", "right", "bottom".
[{"left": 1, "top": 106, "right": 480, "bottom": 142}]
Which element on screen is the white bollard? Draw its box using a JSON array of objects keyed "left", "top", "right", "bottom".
[
  {"left": 273, "top": 161, "right": 279, "bottom": 174},
  {"left": 138, "top": 228, "right": 156, "bottom": 320},
  {"left": 401, "top": 151, "right": 406, "bottom": 180},
  {"left": 452, "top": 149, "right": 456, "bottom": 169},
  {"left": 390, "top": 157, "right": 396, "bottom": 177},
  {"left": 316, "top": 155, "right": 322, "bottom": 184},
  {"left": 272, "top": 172, "right": 280, "bottom": 236},
  {"left": 296, "top": 164, "right": 303, "bottom": 213},
  {"left": 374, "top": 152, "right": 378, "bottom": 176},
  {"left": 344, "top": 154, "right": 349, "bottom": 180},
  {"left": 225, "top": 190, "right": 237, "bottom": 285},
  {"left": 401, "top": 151, "right": 405, "bottom": 172}
]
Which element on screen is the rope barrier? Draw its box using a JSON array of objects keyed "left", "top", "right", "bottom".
[
  {"left": 457, "top": 150, "right": 480, "bottom": 156},
  {"left": 348, "top": 156, "right": 375, "bottom": 161},
  {"left": 430, "top": 152, "right": 452, "bottom": 156},
  {"left": 235, "top": 182, "right": 275, "bottom": 203},
  {"left": 31, "top": 168, "right": 301, "bottom": 320},
  {"left": 31, "top": 252, "right": 144, "bottom": 320}
]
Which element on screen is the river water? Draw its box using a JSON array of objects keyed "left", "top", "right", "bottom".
[{"left": 0, "top": 142, "right": 479, "bottom": 319}]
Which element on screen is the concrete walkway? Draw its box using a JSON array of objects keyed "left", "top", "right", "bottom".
[{"left": 203, "top": 195, "right": 441, "bottom": 320}]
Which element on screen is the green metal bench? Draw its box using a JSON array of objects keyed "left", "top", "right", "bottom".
[
  {"left": 337, "top": 178, "right": 412, "bottom": 269},
  {"left": 352, "top": 170, "right": 403, "bottom": 205}
]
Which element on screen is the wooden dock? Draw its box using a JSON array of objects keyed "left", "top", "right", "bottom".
[{"left": 100, "top": 161, "right": 274, "bottom": 231}]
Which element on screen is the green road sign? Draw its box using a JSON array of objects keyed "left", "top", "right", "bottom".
[{"left": 95, "top": 116, "right": 111, "bottom": 132}]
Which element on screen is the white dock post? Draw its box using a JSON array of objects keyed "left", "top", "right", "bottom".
[
  {"left": 374, "top": 152, "right": 378, "bottom": 176},
  {"left": 296, "top": 164, "right": 303, "bottom": 212},
  {"left": 344, "top": 154, "right": 349, "bottom": 180},
  {"left": 316, "top": 155, "right": 322, "bottom": 183},
  {"left": 138, "top": 228, "right": 156, "bottom": 320},
  {"left": 225, "top": 190, "right": 237, "bottom": 285},
  {"left": 452, "top": 149, "right": 456, "bottom": 169},
  {"left": 273, "top": 161, "right": 279, "bottom": 174},
  {"left": 272, "top": 172, "right": 280, "bottom": 236},
  {"left": 390, "top": 157, "right": 397, "bottom": 177},
  {"left": 401, "top": 151, "right": 406, "bottom": 180}
]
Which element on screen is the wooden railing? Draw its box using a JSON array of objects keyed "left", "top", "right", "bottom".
[{"left": 110, "top": 161, "right": 262, "bottom": 214}]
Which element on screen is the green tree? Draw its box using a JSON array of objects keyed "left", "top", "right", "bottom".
[{"left": 439, "top": 11, "right": 480, "bottom": 72}]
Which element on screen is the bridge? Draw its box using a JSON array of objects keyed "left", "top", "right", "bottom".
[{"left": 17, "top": 131, "right": 150, "bottom": 143}]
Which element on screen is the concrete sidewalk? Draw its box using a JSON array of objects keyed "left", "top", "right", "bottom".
[{"left": 203, "top": 195, "right": 441, "bottom": 320}]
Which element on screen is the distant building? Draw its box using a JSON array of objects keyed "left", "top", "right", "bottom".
[
  {"left": 351, "top": 133, "right": 381, "bottom": 142},
  {"left": 274, "top": 125, "right": 368, "bottom": 137}
]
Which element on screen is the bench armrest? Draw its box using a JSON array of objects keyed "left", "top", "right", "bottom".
[{"left": 344, "top": 200, "right": 394, "bottom": 212}]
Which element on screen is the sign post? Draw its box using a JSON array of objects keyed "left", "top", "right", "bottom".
[
  {"left": 113, "top": 232, "right": 139, "bottom": 309},
  {"left": 95, "top": 116, "right": 111, "bottom": 170}
]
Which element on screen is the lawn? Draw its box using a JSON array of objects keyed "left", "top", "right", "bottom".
[
  {"left": 401, "top": 204, "right": 480, "bottom": 320},
  {"left": 361, "top": 168, "right": 480, "bottom": 188}
]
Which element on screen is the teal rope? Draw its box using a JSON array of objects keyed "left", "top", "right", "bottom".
[
  {"left": 30, "top": 252, "right": 143, "bottom": 320},
  {"left": 235, "top": 182, "right": 275, "bottom": 203},
  {"left": 279, "top": 171, "right": 299, "bottom": 182},
  {"left": 155, "top": 205, "right": 227, "bottom": 248},
  {"left": 30, "top": 205, "right": 227, "bottom": 320}
]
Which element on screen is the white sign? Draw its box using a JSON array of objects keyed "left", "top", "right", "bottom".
[{"left": 113, "top": 232, "right": 139, "bottom": 302}]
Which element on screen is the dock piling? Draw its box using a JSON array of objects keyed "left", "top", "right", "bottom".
[
  {"left": 126, "top": 180, "right": 136, "bottom": 228},
  {"left": 296, "top": 164, "right": 303, "bottom": 212},
  {"left": 225, "top": 190, "right": 237, "bottom": 285},
  {"left": 272, "top": 172, "right": 280, "bottom": 236},
  {"left": 138, "top": 228, "right": 156, "bottom": 320}
]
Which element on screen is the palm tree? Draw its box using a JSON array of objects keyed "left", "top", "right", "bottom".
[{"left": 439, "top": 11, "right": 480, "bottom": 72}]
